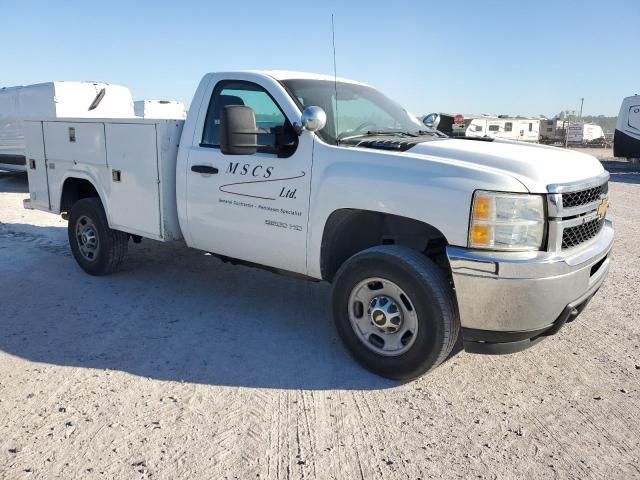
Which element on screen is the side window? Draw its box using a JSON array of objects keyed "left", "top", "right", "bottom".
[
  {"left": 505, "top": 122, "right": 513, "bottom": 132},
  {"left": 488, "top": 125, "right": 499, "bottom": 132},
  {"left": 475, "top": 125, "right": 483, "bottom": 132},
  {"left": 201, "top": 80, "right": 288, "bottom": 153}
]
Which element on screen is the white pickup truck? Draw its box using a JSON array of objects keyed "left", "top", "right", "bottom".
[{"left": 23, "top": 71, "right": 613, "bottom": 379}]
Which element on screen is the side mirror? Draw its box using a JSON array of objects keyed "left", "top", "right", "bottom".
[
  {"left": 423, "top": 113, "right": 440, "bottom": 129},
  {"left": 220, "top": 105, "right": 258, "bottom": 155},
  {"left": 301, "top": 106, "right": 327, "bottom": 132}
]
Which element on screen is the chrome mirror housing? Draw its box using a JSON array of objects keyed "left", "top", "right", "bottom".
[
  {"left": 423, "top": 113, "right": 440, "bottom": 129},
  {"left": 301, "top": 106, "right": 327, "bottom": 132}
]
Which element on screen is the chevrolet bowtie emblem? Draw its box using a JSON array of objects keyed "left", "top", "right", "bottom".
[{"left": 597, "top": 198, "right": 608, "bottom": 220}]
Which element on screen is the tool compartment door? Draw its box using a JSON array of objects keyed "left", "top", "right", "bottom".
[
  {"left": 105, "top": 123, "right": 162, "bottom": 239},
  {"left": 24, "top": 121, "right": 51, "bottom": 210},
  {"left": 43, "top": 122, "right": 106, "bottom": 166}
]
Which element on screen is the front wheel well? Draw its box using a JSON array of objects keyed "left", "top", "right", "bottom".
[
  {"left": 320, "top": 209, "right": 449, "bottom": 282},
  {"left": 60, "top": 178, "right": 100, "bottom": 214}
]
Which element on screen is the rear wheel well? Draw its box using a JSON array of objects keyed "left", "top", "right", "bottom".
[
  {"left": 320, "top": 209, "right": 449, "bottom": 282},
  {"left": 60, "top": 178, "right": 100, "bottom": 214}
]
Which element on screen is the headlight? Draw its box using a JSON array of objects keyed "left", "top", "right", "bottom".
[{"left": 469, "top": 191, "right": 545, "bottom": 251}]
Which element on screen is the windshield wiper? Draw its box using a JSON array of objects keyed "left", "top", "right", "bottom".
[
  {"left": 417, "top": 129, "right": 447, "bottom": 138},
  {"left": 338, "top": 129, "right": 419, "bottom": 142}
]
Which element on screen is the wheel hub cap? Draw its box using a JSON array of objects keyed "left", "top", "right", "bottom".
[
  {"left": 347, "top": 277, "right": 419, "bottom": 357},
  {"left": 369, "top": 296, "right": 403, "bottom": 333},
  {"left": 76, "top": 215, "right": 99, "bottom": 262}
]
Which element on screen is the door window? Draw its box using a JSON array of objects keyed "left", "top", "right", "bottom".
[{"left": 201, "top": 80, "right": 295, "bottom": 155}]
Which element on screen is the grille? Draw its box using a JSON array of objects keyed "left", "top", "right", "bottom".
[
  {"left": 562, "top": 218, "right": 605, "bottom": 249},
  {"left": 562, "top": 184, "right": 607, "bottom": 209}
]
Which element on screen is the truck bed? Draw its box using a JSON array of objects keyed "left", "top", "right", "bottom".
[{"left": 25, "top": 117, "right": 185, "bottom": 241}]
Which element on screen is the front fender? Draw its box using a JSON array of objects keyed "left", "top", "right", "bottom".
[{"left": 306, "top": 142, "right": 527, "bottom": 278}]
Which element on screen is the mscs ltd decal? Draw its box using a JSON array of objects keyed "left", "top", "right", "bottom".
[{"left": 219, "top": 162, "right": 305, "bottom": 201}]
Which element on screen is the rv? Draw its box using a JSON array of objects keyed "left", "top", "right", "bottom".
[
  {"left": 424, "top": 114, "right": 540, "bottom": 142},
  {"left": 567, "top": 122, "right": 606, "bottom": 146},
  {"left": 0, "top": 82, "right": 134, "bottom": 172},
  {"left": 614, "top": 95, "right": 640, "bottom": 160},
  {"left": 539, "top": 118, "right": 565, "bottom": 144}
]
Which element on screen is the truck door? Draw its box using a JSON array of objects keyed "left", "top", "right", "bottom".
[
  {"left": 185, "top": 79, "right": 313, "bottom": 274},
  {"left": 24, "top": 121, "right": 51, "bottom": 210}
]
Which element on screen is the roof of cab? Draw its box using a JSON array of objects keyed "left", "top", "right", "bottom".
[{"left": 250, "top": 70, "right": 370, "bottom": 86}]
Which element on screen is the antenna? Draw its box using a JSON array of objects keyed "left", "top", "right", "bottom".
[{"left": 331, "top": 13, "right": 339, "bottom": 143}]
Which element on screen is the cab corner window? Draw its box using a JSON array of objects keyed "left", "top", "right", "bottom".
[{"left": 201, "top": 80, "right": 296, "bottom": 156}]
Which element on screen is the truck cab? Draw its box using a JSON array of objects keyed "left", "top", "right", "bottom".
[{"left": 23, "top": 71, "right": 614, "bottom": 379}]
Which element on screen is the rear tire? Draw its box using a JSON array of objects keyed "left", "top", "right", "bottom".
[
  {"left": 332, "top": 246, "right": 459, "bottom": 380},
  {"left": 68, "top": 197, "right": 128, "bottom": 275}
]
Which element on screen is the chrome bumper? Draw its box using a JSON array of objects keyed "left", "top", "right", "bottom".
[{"left": 446, "top": 220, "right": 613, "bottom": 343}]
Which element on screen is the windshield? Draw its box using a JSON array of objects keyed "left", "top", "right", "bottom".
[{"left": 281, "top": 79, "right": 427, "bottom": 145}]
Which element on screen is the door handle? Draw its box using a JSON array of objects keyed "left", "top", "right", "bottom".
[{"left": 191, "top": 165, "right": 219, "bottom": 175}]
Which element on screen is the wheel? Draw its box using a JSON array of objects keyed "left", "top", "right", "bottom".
[
  {"left": 332, "top": 245, "right": 459, "bottom": 380},
  {"left": 68, "top": 197, "right": 128, "bottom": 275}
]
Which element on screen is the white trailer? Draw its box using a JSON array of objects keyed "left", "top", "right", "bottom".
[
  {"left": 539, "top": 118, "right": 565, "bottom": 144},
  {"left": 614, "top": 95, "right": 640, "bottom": 160},
  {"left": 0, "top": 81, "right": 134, "bottom": 172},
  {"left": 566, "top": 122, "right": 605, "bottom": 145},
  {"left": 462, "top": 115, "right": 540, "bottom": 142},
  {"left": 134, "top": 100, "right": 186, "bottom": 119}
]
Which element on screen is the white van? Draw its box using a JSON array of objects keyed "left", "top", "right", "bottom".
[
  {"left": 614, "top": 95, "right": 640, "bottom": 161},
  {"left": 0, "top": 81, "right": 134, "bottom": 171}
]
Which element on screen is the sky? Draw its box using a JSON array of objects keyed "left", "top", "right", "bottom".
[{"left": 2, "top": 0, "right": 638, "bottom": 117}]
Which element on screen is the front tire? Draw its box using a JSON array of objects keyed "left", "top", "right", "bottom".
[
  {"left": 332, "top": 246, "right": 459, "bottom": 380},
  {"left": 68, "top": 197, "right": 128, "bottom": 275}
]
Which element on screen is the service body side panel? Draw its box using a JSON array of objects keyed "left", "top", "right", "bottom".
[
  {"left": 105, "top": 123, "right": 162, "bottom": 239},
  {"left": 43, "top": 122, "right": 106, "bottom": 166},
  {"left": 24, "top": 121, "right": 50, "bottom": 210},
  {"left": 26, "top": 117, "right": 183, "bottom": 241},
  {"left": 156, "top": 121, "right": 184, "bottom": 241}
]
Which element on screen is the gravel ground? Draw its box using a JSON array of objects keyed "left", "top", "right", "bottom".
[
  {"left": 567, "top": 146, "right": 616, "bottom": 161},
  {"left": 1, "top": 167, "right": 639, "bottom": 479}
]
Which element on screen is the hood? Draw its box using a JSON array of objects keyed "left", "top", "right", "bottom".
[{"left": 404, "top": 138, "right": 605, "bottom": 193}]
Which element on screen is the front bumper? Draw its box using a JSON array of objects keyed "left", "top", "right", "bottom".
[{"left": 446, "top": 220, "right": 614, "bottom": 354}]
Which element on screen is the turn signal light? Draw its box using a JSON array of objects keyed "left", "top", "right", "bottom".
[{"left": 468, "top": 191, "right": 545, "bottom": 251}]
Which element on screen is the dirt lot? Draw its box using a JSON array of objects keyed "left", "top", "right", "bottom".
[
  {"left": 567, "top": 146, "right": 616, "bottom": 161},
  {"left": 1, "top": 165, "right": 639, "bottom": 479}
]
